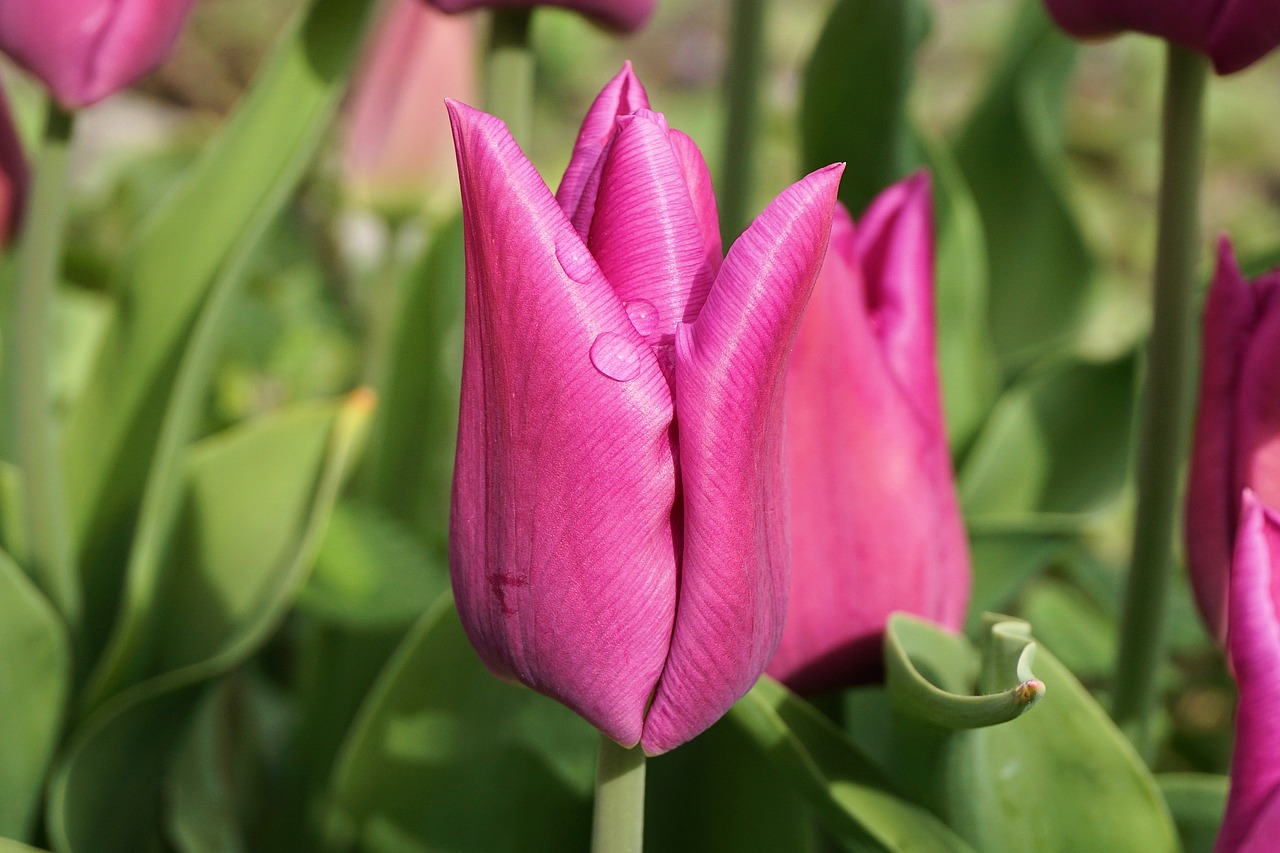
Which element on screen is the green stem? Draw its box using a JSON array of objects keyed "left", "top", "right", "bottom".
[
  {"left": 591, "top": 734, "right": 646, "bottom": 853},
  {"left": 719, "top": 0, "right": 767, "bottom": 244},
  {"left": 14, "top": 102, "right": 78, "bottom": 626},
  {"left": 1111, "top": 44, "right": 1208, "bottom": 758},
  {"left": 484, "top": 9, "right": 534, "bottom": 145}
]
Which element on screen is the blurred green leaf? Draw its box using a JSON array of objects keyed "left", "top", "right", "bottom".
[
  {"left": 61, "top": 0, "right": 376, "bottom": 659},
  {"left": 325, "top": 594, "right": 596, "bottom": 853},
  {"left": 1157, "top": 773, "right": 1226, "bottom": 853},
  {"left": 959, "top": 353, "right": 1136, "bottom": 516},
  {"left": 48, "top": 395, "right": 369, "bottom": 853},
  {"left": 0, "top": 547, "right": 70, "bottom": 841},
  {"left": 732, "top": 677, "right": 977, "bottom": 852},
  {"left": 0, "top": 840, "right": 49, "bottom": 853},
  {"left": 966, "top": 517, "right": 1080, "bottom": 630},
  {"left": 164, "top": 685, "right": 246, "bottom": 853},
  {"left": 800, "top": 0, "right": 928, "bottom": 214},
  {"left": 359, "top": 214, "right": 465, "bottom": 545},
  {"left": 647, "top": 716, "right": 818, "bottom": 853},
  {"left": 925, "top": 135, "right": 1001, "bottom": 453},
  {"left": 953, "top": 0, "right": 1091, "bottom": 372},
  {"left": 300, "top": 500, "right": 448, "bottom": 629},
  {"left": 0, "top": 463, "right": 26, "bottom": 568},
  {"left": 1020, "top": 578, "right": 1116, "bottom": 680}
]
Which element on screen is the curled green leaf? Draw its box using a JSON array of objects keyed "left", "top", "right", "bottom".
[{"left": 885, "top": 613, "right": 1044, "bottom": 730}]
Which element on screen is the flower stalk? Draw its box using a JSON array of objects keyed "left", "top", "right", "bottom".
[
  {"left": 719, "top": 0, "right": 766, "bottom": 243},
  {"left": 591, "top": 734, "right": 646, "bottom": 853},
  {"left": 1111, "top": 44, "right": 1208, "bottom": 756},
  {"left": 484, "top": 9, "right": 535, "bottom": 145},
  {"left": 13, "top": 102, "right": 79, "bottom": 626}
]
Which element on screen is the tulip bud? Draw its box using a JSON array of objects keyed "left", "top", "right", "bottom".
[
  {"left": 343, "top": 0, "right": 477, "bottom": 217},
  {"left": 1218, "top": 491, "right": 1280, "bottom": 852},
  {"left": 765, "top": 177, "right": 971, "bottom": 694},
  {"left": 1042, "top": 0, "right": 1280, "bottom": 75},
  {"left": 0, "top": 0, "right": 198, "bottom": 109},
  {"left": 0, "top": 83, "right": 26, "bottom": 247},
  {"left": 1186, "top": 241, "right": 1280, "bottom": 642},
  {"left": 447, "top": 64, "right": 843, "bottom": 754},
  {"left": 426, "top": 0, "right": 654, "bottom": 33}
]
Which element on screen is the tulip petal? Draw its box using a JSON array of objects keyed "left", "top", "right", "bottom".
[
  {"left": 1234, "top": 788, "right": 1280, "bottom": 852},
  {"left": 0, "top": 0, "right": 197, "bottom": 108},
  {"left": 586, "top": 110, "right": 718, "bottom": 346},
  {"left": 447, "top": 100, "right": 678, "bottom": 747},
  {"left": 1220, "top": 492, "right": 1280, "bottom": 852},
  {"left": 852, "top": 172, "right": 941, "bottom": 432},
  {"left": 668, "top": 129, "right": 723, "bottom": 278},
  {"left": 766, "top": 190, "right": 969, "bottom": 693},
  {"left": 557, "top": 62, "right": 649, "bottom": 222},
  {"left": 640, "top": 163, "right": 844, "bottom": 755},
  {"left": 0, "top": 83, "right": 26, "bottom": 246},
  {"left": 1187, "top": 241, "right": 1274, "bottom": 641},
  {"left": 1206, "top": 0, "right": 1280, "bottom": 73}
]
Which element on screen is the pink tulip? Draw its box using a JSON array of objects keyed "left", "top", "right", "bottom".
[
  {"left": 765, "top": 177, "right": 970, "bottom": 694},
  {"left": 1043, "top": 0, "right": 1280, "bottom": 75},
  {"left": 0, "top": 0, "right": 198, "bottom": 109},
  {"left": 1219, "top": 492, "right": 1280, "bottom": 852},
  {"left": 427, "top": 0, "right": 653, "bottom": 32},
  {"left": 1186, "top": 241, "right": 1280, "bottom": 642},
  {"left": 0, "top": 83, "right": 26, "bottom": 247},
  {"left": 343, "top": 0, "right": 477, "bottom": 214},
  {"left": 447, "top": 64, "right": 843, "bottom": 754}
]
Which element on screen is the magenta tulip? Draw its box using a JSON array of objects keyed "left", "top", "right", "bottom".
[
  {"left": 447, "top": 64, "right": 843, "bottom": 754},
  {"left": 0, "top": 83, "right": 25, "bottom": 247},
  {"left": 427, "top": 0, "right": 653, "bottom": 32},
  {"left": 1219, "top": 491, "right": 1280, "bottom": 852},
  {"left": 1186, "top": 241, "right": 1280, "bottom": 642},
  {"left": 343, "top": 0, "right": 477, "bottom": 214},
  {"left": 1042, "top": 0, "right": 1280, "bottom": 75},
  {"left": 765, "top": 177, "right": 970, "bottom": 694},
  {"left": 0, "top": 0, "right": 198, "bottom": 109}
]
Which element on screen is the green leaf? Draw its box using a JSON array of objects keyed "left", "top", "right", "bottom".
[
  {"left": 966, "top": 516, "right": 1080, "bottom": 630},
  {"left": 164, "top": 685, "right": 247, "bottom": 853},
  {"left": 0, "top": 548, "right": 70, "bottom": 840},
  {"left": 299, "top": 500, "right": 449, "bottom": 629},
  {"left": 358, "top": 214, "right": 465, "bottom": 545},
  {"left": 923, "top": 135, "right": 1001, "bottom": 453},
  {"left": 325, "top": 594, "right": 597, "bottom": 853},
  {"left": 62, "top": 0, "right": 377, "bottom": 658},
  {"left": 959, "top": 354, "right": 1136, "bottom": 516},
  {"left": 1157, "top": 773, "right": 1226, "bottom": 853},
  {"left": 953, "top": 0, "right": 1091, "bottom": 372},
  {"left": 885, "top": 614, "right": 1043, "bottom": 730},
  {"left": 0, "top": 462, "right": 26, "bottom": 568},
  {"left": 855, "top": 638, "right": 1176, "bottom": 850},
  {"left": 0, "top": 839, "right": 50, "bottom": 853},
  {"left": 647, "top": 717, "right": 819, "bottom": 853},
  {"left": 48, "top": 394, "right": 369, "bottom": 853},
  {"left": 732, "top": 678, "right": 977, "bottom": 852},
  {"left": 800, "top": 0, "right": 928, "bottom": 213}
]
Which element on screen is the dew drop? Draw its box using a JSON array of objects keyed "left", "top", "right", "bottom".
[
  {"left": 555, "top": 242, "right": 594, "bottom": 283},
  {"left": 623, "top": 299, "right": 659, "bottom": 337},
  {"left": 590, "top": 332, "right": 643, "bottom": 382}
]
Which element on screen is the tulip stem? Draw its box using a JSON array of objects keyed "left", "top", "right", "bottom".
[
  {"left": 484, "top": 9, "right": 534, "bottom": 146},
  {"left": 1111, "top": 44, "right": 1208, "bottom": 758},
  {"left": 719, "top": 0, "right": 767, "bottom": 243},
  {"left": 12, "top": 101, "right": 79, "bottom": 627},
  {"left": 591, "top": 734, "right": 646, "bottom": 853}
]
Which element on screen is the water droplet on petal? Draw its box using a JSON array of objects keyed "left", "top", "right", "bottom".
[
  {"left": 556, "top": 242, "right": 595, "bottom": 283},
  {"left": 590, "top": 332, "right": 642, "bottom": 382},
  {"left": 623, "top": 299, "right": 659, "bottom": 337}
]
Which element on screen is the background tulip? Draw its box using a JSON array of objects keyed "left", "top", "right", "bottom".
[
  {"left": 427, "top": 0, "right": 653, "bottom": 33},
  {"left": 765, "top": 176, "right": 970, "bottom": 694},
  {"left": 342, "top": 0, "right": 476, "bottom": 215},
  {"left": 1186, "top": 241, "right": 1280, "bottom": 642},
  {"left": 0, "top": 0, "right": 199, "bottom": 109},
  {"left": 1042, "top": 0, "right": 1280, "bottom": 74},
  {"left": 0, "top": 83, "right": 25, "bottom": 246},
  {"left": 447, "top": 65, "right": 842, "bottom": 755},
  {"left": 1219, "top": 492, "right": 1280, "bottom": 852}
]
